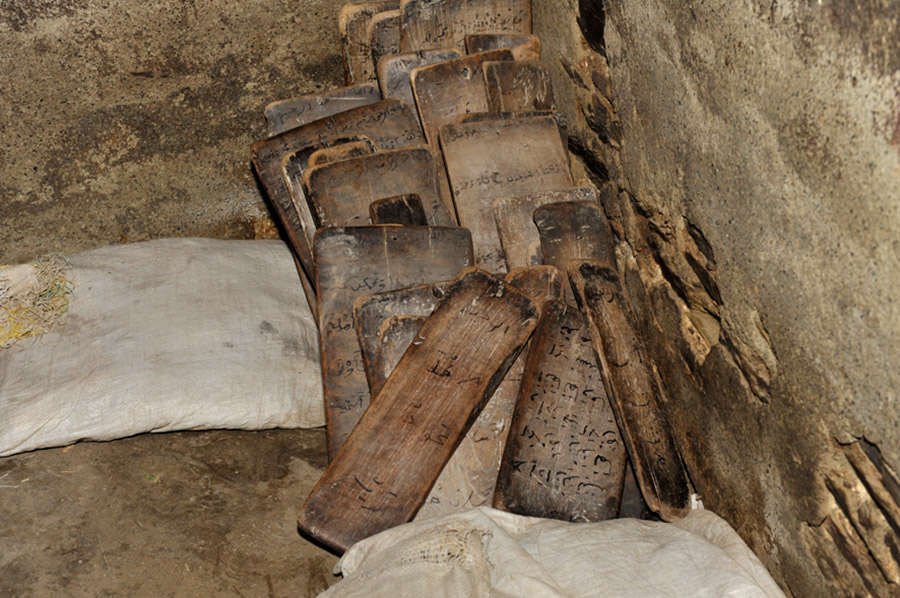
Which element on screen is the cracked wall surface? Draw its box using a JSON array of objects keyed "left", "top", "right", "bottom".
[
  {"left": 0, "top": 0, "right": 345, "bottom": 264},
  {"left": 535, "top": 0, "right": 900, "bottom": 595}
]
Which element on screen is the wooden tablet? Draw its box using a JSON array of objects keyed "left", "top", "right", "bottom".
[
  {"left": 376, "top": 49, "right": 462, "bottom": 114},
  {"left": 465, "top": 32, "right": 541, "bottom": 60},
  {"left": 340, "top": 1, "right": 400, "bottom": 84},
  {"left": 298, "top": 268, "right": 538, "bottom": 553},
  {"left": 307, "top": 139, "right": 376, "bottom": 167},
  {"left": 568, "top": 260, "right": 690, "bottom": 521},
  {"left": 265, "top": 83, "right": 381, "bottom": 137},
  {"left": 369, "top": 194, "right": 428, "bottom": 225},
  {"left": 399, "top": 0, "right": 532, "bottom": 53},
  {"left": 372, "top": 315, "right": 428, "bottom": 395},
  {"left": 367, "top": 9, "right": 401, "bottom": 68},
  {"left": 484, "top": 60, "right": 554, "bottom": 113}
]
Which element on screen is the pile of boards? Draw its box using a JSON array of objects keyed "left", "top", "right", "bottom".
[{"left": 250, "top": 0, "right": 691, "bottom": 554}]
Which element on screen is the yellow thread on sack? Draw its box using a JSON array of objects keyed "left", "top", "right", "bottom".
[{"left": 0, "top": 254, "right": 73, "bottom": 349}]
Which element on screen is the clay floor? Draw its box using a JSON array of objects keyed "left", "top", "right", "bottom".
[{"left": 0, "top": 429, "right": 339, "bottom": 597}]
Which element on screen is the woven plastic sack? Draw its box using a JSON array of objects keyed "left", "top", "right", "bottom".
[
  {"left": 0, "top": 238, "right": 323, "bottom": 457},
  {"left": 322, "top": 507, "right": 786, "bottom": 598}
]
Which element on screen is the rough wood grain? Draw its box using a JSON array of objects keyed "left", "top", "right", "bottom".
[
  {"left": 494, "top": 300, "right": 626, "bottom": 522},
  {"left": 304, "top": 147, "right": 453, "bottom": 227},
  {"left": 457, "top": 109, "right": 569, "bottom": 148},
  {"left": 535, "top": 200, "right": 617, "bottom": 305},
  {"left": 251, "top": 99, "right": 425, "bottom": 282},
  {"left": 465, "top": 32, "right": 541, "bottom": 60},
  {"left": 265, "top": 83, "right": 381, "bottom": 137},
  {"left": 298, "top": 267, "right": 539, "bottom": 553},
  {"left": 369, "top": 194, "right": 428, "bottom": 225},
  {"left": 316, "top": 226, "right": 473, "bottom": 458},
  {"left": 411, "top": 49, "right": 513, "bottom": 148},
  {"left": 353, "top": 281, "right": 452, "bottom": 393},
  {"left": 340, "top": 1, "right": 400, "bottom": 84},
  {"left": 484, "top": 60, "right": 554, "bottom": 113},
  {"left": 493, "top": 187, "right": 596, "bottom": 271},
  {"left": 376, "top": 49, "right": 461, "bottom": 114},
  {"left": 367, "top": 9, "right": 401, "bottom": 69},
  {"left": 307, "top": 139, "right": 376, "bottom": 168},
  {"left": 568, "top": 260, "right": 690, "bottom": 521},
  {"left": 283, "top": 137, "right": 378, "bottom": 260},
  {"left": 372, "top": 315, "right": 427, "bottom": 395},
  {"left": 440, "top": 114, "right": 573, "bottom": 272},
  {"left": 399, "top": 0, "right": 532, "bottom": 53}
]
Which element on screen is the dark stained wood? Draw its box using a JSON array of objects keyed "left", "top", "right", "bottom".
[
  {"left": 484, "top": 60, "right": 554, "bottom": 113},
  {"left": 282, "top": 137, "right": 378, "bottom": 259},
  {"left": 264, "top": 83, "right": 381, "bottom": 137},
  {"left": 298, "top": 268, "right": 539, "bottom": 553},
  {"left": 369, "top": 194, "right": 428, "bottom": 225},
  {"left": 307, "top": 139, "right": 376, "bottom": 167},
  {"left": 440, "top": 114, "right": 573, "bottom": 272},
  {"left": 411, "top": 49, "right": 514, "bottom": 148},
  {"left": 399, "top": 0, "right": 532, "bottom": 53},
  {"left": 465, "top": 32, "right": 541, "bottom": 60},
  {"left": 251, "top": 99, "right": 425, "bottom": 282},
  {"left": 535, "top": 200, "right": 617, "bottom": 305},
  {"left": 493, "top": 187, "right": 596, "bottom": 271},
  {"left": 353, "top": 281, "right": 452, "bottom": 394},
  {"left": 568, "top": 260, "right": 691, "bottom": 521},
  {"left": 340, "top": 1, "right": 400, "bottom": 84},
  {"left": 372, "top": 315, "right": 427, "bottom": 396},
  {"left": 417, "top": 265, "right": 564, "bottom": 519},
  {"left": 494, "top": 300, "right": 626, "bottom": 522},
  {"left": 376, "top": 49, "right": 462, "bottom": 115},
  {"left": 316, "top": 226, "right": 473, "bottom": 459},
  {"left": 304, "top": 147, "right": 454, "bottom": 227},
  {"left": 367, "top": 9, "right": 401, "bottom": 68}
]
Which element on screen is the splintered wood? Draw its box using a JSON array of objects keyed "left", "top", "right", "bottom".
[
  {"left": 484, "top": 60, "right": 554, "bottom": 113},
  {"left": 535, "top": 201, "right": 617, "bottom": 305},
  {"left": 440, "top": 114, "right": 573, "bottom": 272},
  {"left": 568, "top": 261, "right": 690, "bottom": 521},
  {"left": 316, "top": 227, "right": 473, "bottom": 459},
  {"left": 299, "top": 268, "right": 539, "bottom": 553},
  {"left": 251, "top": 99, "right": 425, "bottom": 281},
  {"left": 465, "top": 33, "right": 541, "bottom": 60},
  {"left": 353, "top": 281, "right": 451, "bottom": 394},
  {"left": 399, "top": 0, "right": 532, "bottom": 53},
  {"left": 265, "top": 83, "right": 381, "bottom": 137},
  {"left": 304, "top": 147, "right": 453, "bottom": 227},
  {"left": 493, "top": 187, "right": 597, "bottom": 271},
  {"left": 417, "top": 265, "right": 564, "bottom": 519},
  {"left": 494, "top": 300, "right": 626, "bottom": 522},
  {"left": 411, "top": 49, "right": 514, "bottom": 147},
  {"left": 369, "top": 194, "right": 428, "bottom": 225},
  {"left": 340, "top": 1, "right": 400, "bottom": 84}
]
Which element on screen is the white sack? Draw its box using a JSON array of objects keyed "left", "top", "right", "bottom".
[
  {"left": 0, "top": 238, "right": 323, "bottom": 457},
  {"left": 323, "top": 507, "right": 786, "bottom": 598}
]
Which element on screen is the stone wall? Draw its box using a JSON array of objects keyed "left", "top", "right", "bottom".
[
  {"left": 0, "top": 0, "right": 344, "bottom": 264},
  {"left": 535, "top": 0, "right": 900, "bottom": 595}
]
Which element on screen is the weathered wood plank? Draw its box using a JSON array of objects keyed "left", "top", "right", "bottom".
[
  {"left": 307, "top": 139, "right": 376, "bottom": 168},
  {"left": 372, "top": 315, "right": 427, "bottom": 396},
  {"left": 316, "top": 226, "right": 473, "bottom": 458},
  {"left": 304, "top": 147, "right": 453, "bottom": 227},
  {"left": 399, "top": 0, "right": 532, "bottom": 53},
  {"left": 484, "top": 60, "right": 554, "bottom": 113},
  {"left": 251, "top": 99, "right": 425, "bottom": 282},
  {"left": 465, "top": 32, "right": 541, "bottom": 60},
  {"left": 340, "top": 1, "right": 400, "bottom": 84},
  {"left": 298, "top": 267, "right": 538, "bottom": 553},
  {"left": 376, "top": 49, "right": 461, "bottom": 114},
  {"left": 493, "top": 187, "right": 596, "bottom": 271},
  {"left": 494, "top": 300, "right": 626, "bottom": 522},
  {"left": 417, "top": 265, "right": 564, "bottom": 519},
  {"left": 440, "top": 114, "right": 573, "bottom": 272},
  {"left": 353, "top": 281, "right": 451, "bottom": 393},
  {"left": 369, "top": 194, "right": 428, "bottom": 225},
  {"left": 265, "top": 83, "right": 381, "bottom": 137},
  {"left": 568, "top": 260, "right": 691, "bottom": 521},
  {"left": 367, "top": 9, "right": 401, "bottom": 69},
  {"left": 535, "top": 200, "right": 617, "bottom": 305},
  {"left": 411, "top": 49, "right": 514, "bottom": 148}
]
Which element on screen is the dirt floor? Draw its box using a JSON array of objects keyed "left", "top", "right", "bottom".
[{"left": 0, "top": 428, "right": 340, "bottom": 597}]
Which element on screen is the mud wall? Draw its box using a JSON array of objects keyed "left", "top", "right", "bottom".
[
  {"left": 534, "top": 0, "right": 900, "bottom": 595},
  {"left": 0, "top": 0, "right": 344, "bottom": 264}
]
